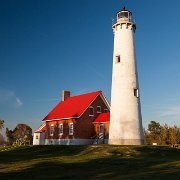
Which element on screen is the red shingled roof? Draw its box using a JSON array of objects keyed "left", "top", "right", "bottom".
[
  {"left": 43, "top": 91, "right": 102, "bottom": 120},
  {"left": 93, "top": 112, "right": 110, "bottom": 123}
]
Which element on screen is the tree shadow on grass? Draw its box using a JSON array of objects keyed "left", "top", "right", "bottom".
[
  {"left": 0, "top": 145, "right": 88, "bottom": 164},
  {"left": 0, "top": 146, "right": 180, "bottom": 180}
]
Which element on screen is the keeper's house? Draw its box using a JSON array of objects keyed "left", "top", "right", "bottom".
[{"left": 33, "top": 90, "right": 110, "bottom": 145}]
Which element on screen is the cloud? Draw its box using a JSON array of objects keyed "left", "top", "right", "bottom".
[
  {"left": 159, "top": 106, "right": 180, "bottom": 118},
  {"left": 15, "top": 97, "right": 23, "bottom": 107},
  {"left": 0, "top": 88, "right": 23, "bottom": 108}
]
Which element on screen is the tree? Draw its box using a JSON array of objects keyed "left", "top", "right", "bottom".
[
  {"left": 6, "top": 128, "right": 14, "bottom": 145},
  {"left": 13, "top": 124, "right": 33, "bottom": 145},
  {"left": 144, "top": 121, "right": 180, "bottom": 145},
  {"left": 0, "top": 119, "right": 4, "bottom": 131},
  {"left": 160, "top": 124, "right": 169, "bottom": 145},
  {"left": 6, "top": 124, "right": 33, "bottom": 145},
  {"left": 0, "top": 119, "right": 5, "bottom": 145},
  {"left": 144, "top": 128, "right": 151, "bottom": 145},
  {"left": 148, "top": 121, "right": 162, "bottom": 144}
]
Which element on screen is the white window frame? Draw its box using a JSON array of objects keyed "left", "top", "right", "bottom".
[
  {"left": 104, "top": 108, "right": 108, "bottom": 113},
  {"left": 134, "top": 88, "right": 139, "bottom": 98},
  {"left": 89, "top": 106, "right": 94, "bottom": 116},
  {"left": 59, "top": 123, "right": 63, "bottom": 135},
  {"left": 97, "top": 106, "right": 101, "bottom": 113},
  {"left": 50, "top": 124, "right": 54, "bottom": 136},
  {"left": 69, "top": 123, "right": 73, "bottom": 135}
]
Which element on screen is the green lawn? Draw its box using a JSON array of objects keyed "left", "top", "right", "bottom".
[{"left": 0, "top": 145, "right": 180, "bottom": 179}]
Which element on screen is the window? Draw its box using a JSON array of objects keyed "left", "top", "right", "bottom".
[
  {"left": 134, "top": 88, "right": 139, "bottom": 98},
  {"left": 97, "top": 106, "right": 101, "bottom": 113},
  {"left": 89, "top": 107, "right": 94, "bottom": 116},
  {"left": 69, "top": 123, "right": 73, "bottom": 135},
  {"left": 36, "top": 135, "right": 38, "bottom": 139},
  {"left": 115, "top": 55, "right": 120, "bottom": 63},
  {"left": 59, "top": 123, "right": 63, "bottom": 135},
  {"left": 50, "top": 125, "right": 54, "bottom": 136},
  {"left": 104, "top": 109, "right": 109, "bottom": 113},
  {"left": 118, "top": 12, "right": 129, "bottom": 19}
]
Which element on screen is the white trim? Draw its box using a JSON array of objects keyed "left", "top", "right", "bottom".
[
  {"left": 45, "top": 139, "right": 95, "bottom": 145},
  {"left": 69, "top": 123, "right": 73, "bottom": 135},
  {"left": 43, "top": 117, "right": 79, "bottom": 121},
  {"left": 50, "top": 124, "right": 54, "bottom": 136},
  {"left": 93, "top": 121, "right": 109, "bottom": 124},
  {"left": 100, "top": 93, "right": 111, "bottom": 111},
  {"left": 45, "top": 139, "right": 109, "bottom": 145}
]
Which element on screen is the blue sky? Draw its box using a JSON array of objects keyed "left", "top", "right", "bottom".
[{"left": 0, "top": 0, "right": 180, "bottom": 133}]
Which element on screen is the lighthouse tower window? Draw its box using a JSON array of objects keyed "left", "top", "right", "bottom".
[
  {"left": 115, "top": 55, "right": 120, "bottom": 63},
  {"left": 134, "top": 88, "right": 139, "bottom": 98}
]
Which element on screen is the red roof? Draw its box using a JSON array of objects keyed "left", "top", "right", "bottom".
[
  {"left": 94, "top": 112, "right": 110, "bottom": 123},
  {"left": 43, "top": 91, "right": 102, "bottom": 120},
  {"left": 34, "top": 123, "right": 46, "bottom": 133}
]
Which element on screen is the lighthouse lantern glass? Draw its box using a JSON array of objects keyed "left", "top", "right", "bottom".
[{"left": 117, "top": 11, "right": 131, "bottom": 21}]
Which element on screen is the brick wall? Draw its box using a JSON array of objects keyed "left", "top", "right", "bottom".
[
  {"left": 45, "top": 94, "right": 109, "bottom": 140},
  {"left": 94, "top": 123, "right": 109, "bottom": 139}
]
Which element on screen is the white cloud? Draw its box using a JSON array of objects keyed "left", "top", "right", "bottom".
[
  {"left": 15, "top": 97, "right": 23, "bottom": 107},
  {"left": 159, "top": 106, "right": 180, "bottom": 117},
  {"left": 0, "top": 88, "right": 23, "bottom": 108}
]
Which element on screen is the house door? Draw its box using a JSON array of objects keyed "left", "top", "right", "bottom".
[{"left": 99, "top": 124, "right": 104, "bottom": 140}]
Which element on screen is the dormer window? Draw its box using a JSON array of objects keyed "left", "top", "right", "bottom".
[
  {"left": 97, "top": 106, "right": 101, "bottom": 113},
  {"left": 89, "top": 107, "right": 94, "bottom": 116},
  {"left": 104, "top": 109, "right": 109, "bottom": 113}
]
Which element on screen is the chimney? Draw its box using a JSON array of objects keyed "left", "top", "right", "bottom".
[{"left": 62, "top": 90, "right": 70, "bottom": 101}]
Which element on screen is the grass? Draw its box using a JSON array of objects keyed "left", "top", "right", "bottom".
[{"left": 0, "top": 145, "right": 180, "bottom": 179}]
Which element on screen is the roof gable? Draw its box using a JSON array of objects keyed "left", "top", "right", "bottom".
[
  {"left": 34, "top": 123, "right": 46, "bottom": 133},
  {"left": 43, "top": 91, "right": 102, "bottom": 121}
]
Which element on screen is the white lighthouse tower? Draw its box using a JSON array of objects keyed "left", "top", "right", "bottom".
[{"left": 109, "top": 7, "right": 144, "bottom": 145}]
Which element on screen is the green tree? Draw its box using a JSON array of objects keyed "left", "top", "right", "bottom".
[
  {"left": 160, "top": 124, "right": 169, "bottom": 145},
  {"left": 0, "top": 119, "right": 5, "bottom": 145},
  {"left": 6, "top": 128, "right": 14, "bottom": 145},
  {"left": 144, "top": 128, "right": 151, "bottom": 145},
  {"left": 148, "top": 121, "right": 162, "bottom": 144},
  {"left": 0, "top": 119, "right": 4, "bottom": 131}
]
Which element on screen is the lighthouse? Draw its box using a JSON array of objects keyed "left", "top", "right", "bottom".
[{"left": 109, "top": 7, "right": 144, "bottom": 145}]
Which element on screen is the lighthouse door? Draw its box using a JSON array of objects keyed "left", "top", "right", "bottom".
[{"left": 99, "top": 124, "right": 104, "bottom": 141}]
